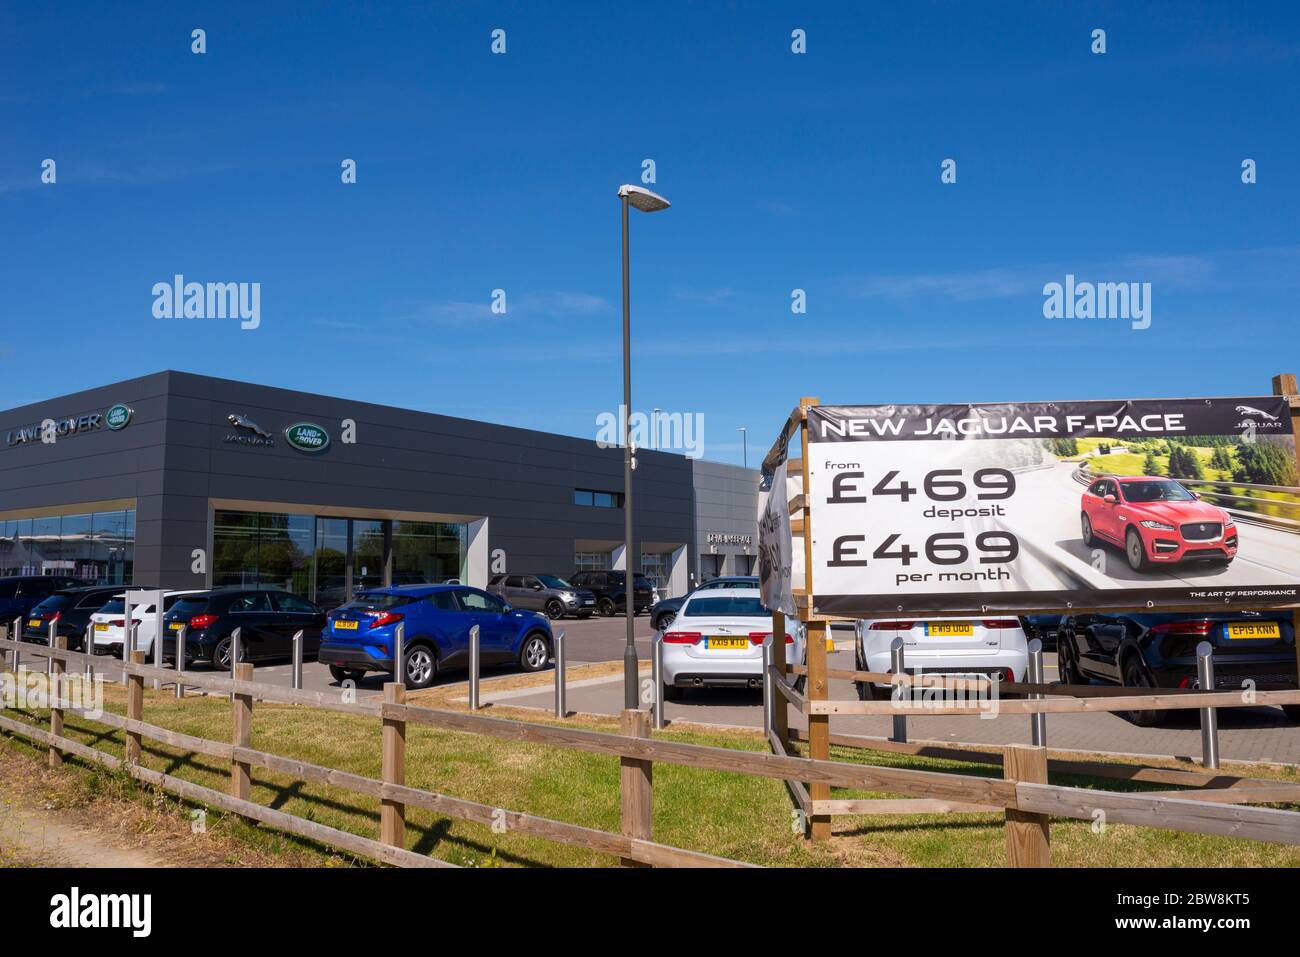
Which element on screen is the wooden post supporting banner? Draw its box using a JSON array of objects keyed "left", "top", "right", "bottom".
[
  {"left": 126, "top": 651, "right": 145, "bottom": 764},
  {"left": 381, "top": 682, "right": 407, "bottom": 848},
  {"left": 1004, "top": 745, "right": 1050, "bottom": 867},
  {"left": 798, "top": 396, "right": 831, "bottom": 842},
  {"left": 48, "top": 635, "right": 66, "bottom": 769},
  {"left": 1272, "top": 373, "right": 1300, "bottom": 689},
  {"left": 771, "top": 610, "right": 789, "bottom": 742},
  {"left": 619, "top": 708, "right": 653, "bottom": 866},
  {"left": 231, "top": 662, "right": 254, "bottom": 802}
]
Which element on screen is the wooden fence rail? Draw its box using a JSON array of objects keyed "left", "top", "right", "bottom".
[{"left": 5, "top": 635, "right": 1300, "bottom": 866}]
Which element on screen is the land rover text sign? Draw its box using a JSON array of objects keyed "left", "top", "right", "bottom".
[{"left": 793, "top": 396, "right": 1300, "bottom": 616}]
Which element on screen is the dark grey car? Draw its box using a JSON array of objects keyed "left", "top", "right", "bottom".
[{"left": 488, "top": 574, "right": 598, "bottom": 621}]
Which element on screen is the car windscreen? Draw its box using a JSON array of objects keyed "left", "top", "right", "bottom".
[
  {"left": 537, "top": 575, "right": 570, "bottom": 588},
  {"left": 31, "top": 594, "right": 74, "bottom": 613},
  {"left": 168, "top": 597, "right": 210, "bottom": 617},
  {"left": 683, "top": 596, "right": 769, "bottom": 617},
  {"left": 341, "top": 593, "right": 419, "bottom": 612},
  {"left": 1120, "top": 480, "right": 1195, "bottom": 503}
]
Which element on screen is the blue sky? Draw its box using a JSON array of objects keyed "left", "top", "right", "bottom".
[{"left": 2, "top": 1, "right": 1297, "bottom": 465}]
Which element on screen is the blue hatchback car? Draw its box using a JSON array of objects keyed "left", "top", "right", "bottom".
[{"left": 317, "top": 584, "right": 554, "bottom": 689}]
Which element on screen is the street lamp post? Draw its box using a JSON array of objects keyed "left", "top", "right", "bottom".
[
  {"left": 618, "top": 183, "right": 671, "bottom": 710},
  {"left": 738, "top": 427, "right": 748, "bottom": 468}
]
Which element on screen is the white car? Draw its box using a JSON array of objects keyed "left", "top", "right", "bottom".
[
  {"left": 91, "top": 590, "right": 205, "bottom": 658},
  {"left": 660, "top": 588, "right": 805, "bottom": 700},
  {"left": 853, "top": 616, "right": 1028, "bottom": 699}
]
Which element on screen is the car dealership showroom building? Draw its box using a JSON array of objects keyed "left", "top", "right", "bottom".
[{"left": 0, "top": 372, "right": 758, "bottom": 607}]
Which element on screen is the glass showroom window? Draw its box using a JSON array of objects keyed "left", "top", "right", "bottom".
[
  {"left": 641, "top": 553, "right": 671, "bottom": 597},
  {"left": 213, "top": 510, "right": 314, "bottom": 592},
  {"left": 574, "top": 550, "right": 611, "bottom": 572},
  {"left": 314, "top": 518, "right": 348, "bottom": 608},
  {"left": 352, "top": 520, "right": 385, "bottom": 594},
  {"left": 392, "top": 520, "right": 465, "bottom": 586},
  {"left": 0, "top": 510, "right": 135, "bottom": 582}
]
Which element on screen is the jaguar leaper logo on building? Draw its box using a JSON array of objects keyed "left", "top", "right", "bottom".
[
  {"left": 105, "top": 403, "right": 133, "bottom": 430},
  {"left": 283, "top": 422, "right": 330, "bottom": 453}
]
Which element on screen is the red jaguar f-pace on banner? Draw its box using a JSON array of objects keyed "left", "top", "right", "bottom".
[
  {"left": 765, "top": 395, "right": 1300, "bottom": 617},
  {"left": 1080, "top": 476, "right": 1237, "bottom": 572}
]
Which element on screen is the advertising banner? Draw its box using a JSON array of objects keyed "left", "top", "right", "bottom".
[{"left": 801, "top": 396, "right": 1300, "bottom": 615}]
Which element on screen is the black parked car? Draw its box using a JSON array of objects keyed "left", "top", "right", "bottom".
[
  {"left": 160, "top": 587, "right": 325, "bottom": 668},
  {"left": 1022, "top": 615, "right": 1064, "bottom": 649},
  {"left": 1057, "top": 611, "right": 1299, "bottom": 726},
  {"left": 0, "top": 575, "right": 86, "bottom": 626},
  {"left": 650, "top": 576, "right": 759, "bottom": 631},
  {"left": 567, "top": 570, "right": 654, "bottom": 617},
  {"left": 20, "top": 585, "right": 133, "bottom": 652}
]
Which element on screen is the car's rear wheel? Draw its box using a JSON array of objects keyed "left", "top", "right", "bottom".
[
  {"left": 211, "top": 635, "right": 242, "bottom": 670},
  {"left": 1122, "top": 656, "right": 1163, "bottom": 726},
  {"left": 655, "top": 612, "right": 675, "bottom": 631},
  {"left": 1057, "top": 641, "right": 1083, "bottom": 686},
  {"left": 403, "top": 645, "right": 437, "bottom": 689},
  {"left": 544, "top": 600, "right": 565, "bottom": 621},
  {"left": 598, "top": 598, "right": 617, "bottom": 617},
  {"left": 1125, "top": 528, "right": 1151, "bottom": 572},
  {"left": 328, "top": 664, "right": 366, "bottom": 683},
  {"left": 1080, "top": 512, "right": 1095, "bottom": 547},
  {"left": 518, "top": 633, "right": 550, "bottom": 672}
]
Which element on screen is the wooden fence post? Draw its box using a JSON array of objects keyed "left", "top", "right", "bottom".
[
  {"left": 381, "top": 682, "right": 407, "bottom": 848},
  {"left": 619, "top": 708, "right": 653, "bottom": 866},
  {"left": 48, "top": 635, "right": 65, "bottom": 768},
  {"left": 1004, "top": 745, "right": 1050, "bottom": 867},
  {"left": 231, "top": 662, "right": 253, "bottom": 801},
  {"left": 1272, "top": 373, "right": 1300, "bottom": 689},
  {"left": 126, "top": 651, "right": 145, "bottom": 764}
]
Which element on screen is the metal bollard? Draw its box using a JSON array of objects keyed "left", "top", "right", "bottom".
[
  {"left": 651, "top": 634, "right": 666, "bottom": 730},
  {"left": 175, "top": 624, "right": 187, "bottom": 699},
  {"left": 292, "top": 629, "right": 304, "bottom": 690},
  {"left": 121, "top": 597, "right": 133, "bottom": 686},
  {"left": 761, "top": 634, "right": 773, "bottom": 736},
  {"left": 229, "top": 627, "right": 242, "bottom": 702},
  {"left": 1027, "top": 638, "right": 1047, "bottom": 747},
  {"left": 84, "top": 623, "right": 95, "bottom": 680},
  {"left": 890, "top": 637, "right": 908, "bottom": 744},
  {"left": 468, "top": 624, "right": 480, "bottom": 711},
  {"left": 11, "top": 617, "right": 21, "bottom": 670},
  {"left": 554, "top": 629, "right": 568, "bottom": 719},
  {"left": 1197, "top": 641, "right": 1220, "bottom": 769},
  {"left": 121, "top": 621, "right": 136, "bottom": 686},
  {"left": 47, "top": 619, "right": 57, "bottom": 675},
  {"left": 392, "top": 621, "right": 405, "bottom": 684}
]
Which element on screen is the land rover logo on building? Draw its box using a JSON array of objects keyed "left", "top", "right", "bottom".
[
  {"left": 284, "top": 422, "right": 330, "bottom": 453},
  {"left": 105, "top": 404, "right": 133, "bottom": 430}
]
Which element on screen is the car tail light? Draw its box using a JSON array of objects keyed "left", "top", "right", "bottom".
[
  {"left": 868, "top": 621, "right": 913, "bottom": 630},
  {"left": 1178, "top": 676, "right": 1193, "bottom": 689},
  {"left": 1149, "top": 621, "right": 1211, "bottom": 637},
  {"left": 189, "top": 614, "right": 218, "bottom": 630},
  {"left": 980, "top": 619, "right": 1020, "bottom": 629},
  {"left": 747, "top": 631, "right": 794, "bottom": 645},
  {"left": 109, "top": 619, "right": 125, "bottom": 628},
  {"left": 1003, "top": 668, "right": 1016, "bottom": 682},
  {"left": 663, "top": 631, "right": 701, "bottom": 644},
  {"left": 366, "top": 611, "right": 404, "bottom": 629}
]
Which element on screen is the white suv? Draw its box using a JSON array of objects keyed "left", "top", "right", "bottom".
[
  {"left": 853, "top": 617, "right": 1029, "bottom": 699},
  {"left": 660, "top": 588, "right": 805, "bottom": 700}
]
